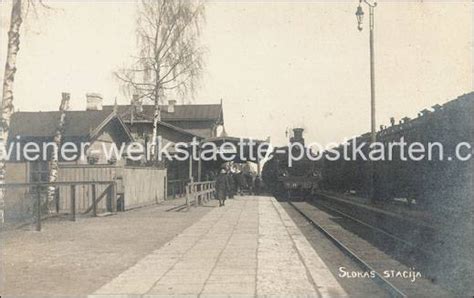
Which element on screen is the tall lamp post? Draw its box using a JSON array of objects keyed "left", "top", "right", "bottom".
[
  {"left": 356, "top": 0, "right": 377, "bottom": 144},
  {"left": 356, "top": 0, "right": 377, "bottom": 201}
]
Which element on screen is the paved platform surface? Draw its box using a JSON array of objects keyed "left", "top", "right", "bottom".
[
  {"left": 1, "top": 197, "right": 214, "bottom": 296},
  {"left": 92, "top": 196, "right": 346, "bottom": 297}
]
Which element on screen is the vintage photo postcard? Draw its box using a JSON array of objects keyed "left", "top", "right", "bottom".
[{"left": 0, "top": 0, "right": 472, "bottom": 297}]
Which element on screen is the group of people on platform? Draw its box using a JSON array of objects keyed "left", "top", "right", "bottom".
[{"left": 214, "top": 164, "right": 263, "bottom": 207}]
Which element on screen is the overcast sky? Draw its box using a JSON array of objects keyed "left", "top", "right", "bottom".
[{"left": 0, "top": 1, "right": 472, "bottom": 146}]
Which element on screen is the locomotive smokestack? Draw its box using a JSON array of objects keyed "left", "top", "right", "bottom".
[
  {"left": 290, "top": 128, "right": 305, "bottom": 146},
  {"left": 390, "top": 117, "right": 395, "bottom": 126}
]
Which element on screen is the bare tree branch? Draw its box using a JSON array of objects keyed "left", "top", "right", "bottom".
[
  {"left": 116, "top": 0, "right": 205, "bottom": 102},
  {"left": 115, "top": 0, "right": 206, "bottom": 161}
]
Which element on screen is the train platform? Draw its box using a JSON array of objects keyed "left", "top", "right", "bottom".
[{"left": 92, "top": 196, "right": 347, "bottom": 297}]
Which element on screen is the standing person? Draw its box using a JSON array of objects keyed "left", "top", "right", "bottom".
[
  {"left": 215, "top": 169, "right": 228, "bottom": 207},
  {"left": 254, "top": 175, "right": 262, "bottom": 195},
  {"left": 247, "top": 174, "right": 255, "bottom": 195},
  {"left": 226, "top": 170, "right": 235, "bottom": 199},
  {"left": 234, "top": 171, "right": 242, "bottom": 195},
  {"left": 237, "top": 171, "right": 247, "bottom": 195}
]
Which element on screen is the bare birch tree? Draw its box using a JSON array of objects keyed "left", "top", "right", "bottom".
[
  {"left": 47, "top": 92, "right": 70, "bottom": 213},
  {"left": 0, "top": 0, "right": 49, "bottom": 223},
  {"left": 116, "top": 0, "right": 205, "bottom": 161}
]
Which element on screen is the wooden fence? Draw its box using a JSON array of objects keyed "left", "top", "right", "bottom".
[
  {"left": 57, "top": 165, "right": 115, "bottom": 212},
  {"left": 121, "top": 166, "right": 167, "bottom": 209},
  {"left": 57, "top": 164, "right": 167, "bottom": 213},
  {"left": 0, "top": 181, "right": 115, "bottom": 231},
  {"left": 185, "top": 181, "right": 216, "bottom": 210}
]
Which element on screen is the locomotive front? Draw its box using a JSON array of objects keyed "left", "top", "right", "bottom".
[{"left": 262, "top": 128, "right": 321, "bottom": 199}]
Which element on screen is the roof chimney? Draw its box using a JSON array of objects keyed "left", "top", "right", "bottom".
[
  {"left": 290, "top": 128, "right": 305, "bottom": 146},
  {"left": 168, "top": 100, "right": 176, "bottom": 113},
  {"left": 390, "top": 117, "right": 395, "bottom": 126},
  {"left": 86, "top": 93, "right": 103, "bottom": 111}
]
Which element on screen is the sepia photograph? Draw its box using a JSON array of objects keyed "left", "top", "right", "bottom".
[{"left": 0, "top": 0, "right": 472, "bottom": 297}]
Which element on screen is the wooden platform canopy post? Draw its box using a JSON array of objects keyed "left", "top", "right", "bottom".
[
  {"left": 197, "top": 148, "right": 202, "bottom": 182},
  {"left": 188, "top": 152, "right": 194, "bottom": 183}
]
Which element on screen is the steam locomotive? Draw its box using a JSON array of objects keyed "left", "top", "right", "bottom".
[{"left": 262, "top": 128, "right": 321, "bottom": 199}]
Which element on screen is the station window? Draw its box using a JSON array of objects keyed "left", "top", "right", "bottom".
[{"left": 29, "top": 161, "right": 49, "bottom": 183}]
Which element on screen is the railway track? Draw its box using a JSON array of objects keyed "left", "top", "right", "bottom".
[
  {"left": 314, "top": 198, "right": 436, "bottom": 259},
  {"left": 286, "top": 198, "right": 452, "bottom": 297}
]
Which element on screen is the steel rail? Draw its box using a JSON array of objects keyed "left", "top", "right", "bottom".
[
  {"left": 314, "top": 199, "right": 435, "bottom": 258},
  {"left": 311, "top": 197, "right": 441, "bottom": 290},
  {"left": 288, "top": 200, "right": 407, "bottom": 298}
]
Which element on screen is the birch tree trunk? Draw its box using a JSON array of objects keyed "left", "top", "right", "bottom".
[
  {"left": 151, "top": 78, "right": 160, "bottom": 162},
  {"left": 151, "top": 101, "right": 160, "bottom": 162},
  {"left": 0, "top": 0, "right": 23, "bottom": 224},
  {"left": 47, "top": 92, "right": 70, "bottom": 213}
]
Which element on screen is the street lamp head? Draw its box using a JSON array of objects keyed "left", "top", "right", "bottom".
[{"left": 355, "top": 5, "right": 364, "bottom": 31}]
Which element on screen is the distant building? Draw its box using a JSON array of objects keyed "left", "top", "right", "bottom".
[
  {"left": 103, "top": 99, "right": 224, "bottom": 139},
  {"left": 3, "top": 108, "right": 136, "bottom": 220},
  {"left": 102, "top": 98, "right": 225, "bottom": 182},
  {"left": 4, "top": 94, "right": 226, "bottom": 204},
  {"left": 8, "top": 110, "right": 133, "bottom": 166}
]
